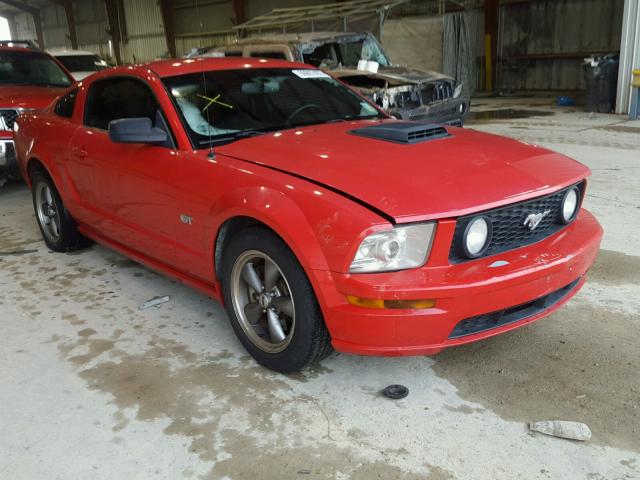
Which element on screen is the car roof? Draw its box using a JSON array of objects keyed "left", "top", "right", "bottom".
[
  {"left": 119, "top": 57, "right": 314, "bottom": 78},
  {"left": 0, "top": 45, "right": 42, "bottom": 53},
  {"left": 47, "top": 48, "right": 98, "bottom": 56}
]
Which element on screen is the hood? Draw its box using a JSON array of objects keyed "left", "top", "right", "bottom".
[
  {"left": 332, "top": 66, "right": 452, "bottom": 86},
  {"left": 218, "top": 121, "right": 590, "bottom": 222},
  {"left": 70, "top": 71, "right": 95, "bottom": 81},
  {"left": 0, "top": 85, "right": 68, "bottom": 109}
]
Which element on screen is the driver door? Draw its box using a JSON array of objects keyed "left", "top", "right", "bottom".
[{"left": 71, "top": 76, "right": 181, "bottom": 264}]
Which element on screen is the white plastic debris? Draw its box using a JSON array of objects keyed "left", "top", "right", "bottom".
[
  {"left": 138, "top": 295, "right": 170, "bottom": 310},
  {"left": 529, "top": 420, "right": 592, "bottom": 441}
]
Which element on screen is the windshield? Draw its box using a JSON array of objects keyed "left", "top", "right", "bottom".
[
  {"left": 163, "top": 68, "right": 384, "bottom": 147},
  {"left": 56, "top": 54, "right": 108, "bottom": 73},
  {"left": 0, "top": 51, "right": 73, "bottom": 87},
  {"left": 302, "top": 36, "right": 391, "bottom": 69}
]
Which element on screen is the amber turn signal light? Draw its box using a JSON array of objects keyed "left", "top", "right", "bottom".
[{"left": 346, "top": 296, "right": 435, "bottom": 309}]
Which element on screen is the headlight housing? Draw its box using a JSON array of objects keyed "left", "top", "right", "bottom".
[
  {"left": 349, "top": 223, "right": 435, "bottom": 273},
  {"left": 560, "top": 187, "right": 580, "bottom": 223},
  {"left": 461, "top": 216, "right": 492, "bottom": 258}
]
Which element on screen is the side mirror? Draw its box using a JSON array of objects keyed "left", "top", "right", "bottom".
[{"left": 108, "top": 117, "right": 168, "bottom": 144}]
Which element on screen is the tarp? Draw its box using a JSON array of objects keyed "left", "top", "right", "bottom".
[
  {"left": 443, "top": 11, "right": 480, "bottom": 96},
  {"left": 381, "top": 16, "right": 444, "bottom": 72}
]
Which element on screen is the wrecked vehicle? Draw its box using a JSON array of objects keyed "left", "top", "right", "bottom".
[{"left": 192, "top": 32, "right": 469, "bottom": 125}]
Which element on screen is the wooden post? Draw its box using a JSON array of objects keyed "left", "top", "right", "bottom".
[
  {"left": 104, "top": 0, "right": 122, "bottom": 64},
  {"left": 159, "top": 0, "right": 176, "bottom": 58},
  {"left": 484, "top": 0, "right": 498, "bottom": 91},
  {"left": 51, "top": 1, "right": 79, "bottom": 49}
]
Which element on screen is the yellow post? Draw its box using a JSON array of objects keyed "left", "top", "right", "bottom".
[
  {"left": 632, "top": 69, "right": 640, "bottom": 88},
  {"left": 485, "top": 34, "right": 493, "bottom": 91}
]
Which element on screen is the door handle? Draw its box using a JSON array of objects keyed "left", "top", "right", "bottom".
[{"left": 72, "top": 146, "right": 88, "bottom": 157}]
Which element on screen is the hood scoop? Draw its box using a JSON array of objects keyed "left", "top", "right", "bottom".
[{"left": 349, "top": 122, "right": 450, "bottom": 144}]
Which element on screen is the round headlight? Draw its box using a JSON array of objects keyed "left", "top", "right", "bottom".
[
  {"left": 561, "top": 187, "right": 580, "bottom": 223},
  {"left": 463, "top": 216, "right": 492, "bottom": 258}
]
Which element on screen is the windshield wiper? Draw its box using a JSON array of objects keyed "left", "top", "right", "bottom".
[{"left": 198, "top": 129, "right": 269, "bottom": 146}]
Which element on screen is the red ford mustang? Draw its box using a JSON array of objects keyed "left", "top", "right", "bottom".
[{"left": 14, "top": 58, "right": 602, "bottom": 372}]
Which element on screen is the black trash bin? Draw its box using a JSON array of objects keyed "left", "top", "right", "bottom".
[{"left": 583, "top": 54, "right": 619, "bottom": 113}]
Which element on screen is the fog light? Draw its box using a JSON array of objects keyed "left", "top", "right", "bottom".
[
  {"left": 346, "top": 296, "right": 435, "bottom": 309},
  {"left": 462, "top": 216, "right": 492, "bottom": 258},
  {"left": 561, "top": 187, "right": 580, "bottom": 223}
]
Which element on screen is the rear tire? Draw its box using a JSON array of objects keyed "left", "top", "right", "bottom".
[
  {"left": 31, "top": 169, "right": 85, "bottom": 252},
  {"left": 221, "top": 227, "right": 332, "bottom": 373}
]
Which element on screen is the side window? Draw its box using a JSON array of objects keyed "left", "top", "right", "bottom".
[
  {"left": 302, "top": 43, "right": 337, "bottom": 68},
  {"left": 224, "top": 50, "right": 243, "bottom": 57},
  {"left": 84, "top": 77, "right": 159, "bottom": 130},
  {"left": 54, "top": 88, "right": 78, "bottom": 119}
]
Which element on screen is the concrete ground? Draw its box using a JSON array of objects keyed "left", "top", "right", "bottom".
[{"left": 1, "top": 98, "right": 639, "bottom": 480}]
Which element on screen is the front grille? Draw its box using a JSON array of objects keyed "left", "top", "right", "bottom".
[
  {"left": 449, "top": 182, "right": 585, "bottom": 263},
  {"left": 422, "top": 81, "right": 453, "bottom": 103},
  {"left": 448, "top": 277, "right": 582, "bottom": 338},
  {"left": 0, "top": 109, "right": 18, "bottom": 131}
]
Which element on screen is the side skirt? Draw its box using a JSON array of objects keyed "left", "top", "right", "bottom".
[{"left": 77, "top": 224, "right": 221, "bottom": 302}]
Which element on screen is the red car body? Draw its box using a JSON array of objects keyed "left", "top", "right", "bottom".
[
  {"left": 0, "top": 45, "right": 74, "bottom": 179},
  {"left": 15, "top": 58, "right": 602, "bottom": 357}
]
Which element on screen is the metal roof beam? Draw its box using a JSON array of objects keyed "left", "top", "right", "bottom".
[{"left": 234, "top": 0, "right": 409, "bottom": 31}]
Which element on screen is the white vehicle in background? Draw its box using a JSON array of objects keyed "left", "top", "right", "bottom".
[{"left": 46, "top": 48, "right": 109, "bottom": 80}]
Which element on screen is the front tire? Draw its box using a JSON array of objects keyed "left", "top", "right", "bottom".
[
  {"left": 221, "top": 227, "right": 332, "bottom": 373},
  {"left": 31, "top": 169, "right": 85, "bottom": 252}
]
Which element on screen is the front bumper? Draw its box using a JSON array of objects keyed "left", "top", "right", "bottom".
[
  {"left": 312, "top": 209, "right": 602, "bottom": 356},
  {"left": 391, "top": 97, "right": 470, "bottom": 126},
  {"left": 0, "top": 136, "right": 17, "bottom": 174}
]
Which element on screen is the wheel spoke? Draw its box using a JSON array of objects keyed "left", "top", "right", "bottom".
[
  {"left": 272, "top": 296, "right": 294, "bottom": 317},
  {"left": 266, "top": 308, "right": 286, "bottom": 342},
  {"left": 264, "top": 259, "right": 279, "bottom": 292},
  {"left": 50, "top": 216, "right": 60, "bottom": 237},
  {"left": 241, "top": 262, "right": 263, "bottom": 292},
  {"left": 44, "top": 187, "right": 53, "bottom": 205},
  {"left": 244, "top": 301, "right": 263, "bottom": 325}
]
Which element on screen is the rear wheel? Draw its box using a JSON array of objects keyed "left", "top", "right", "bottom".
[
  {"left": 31, "top": 170, "right": 85, "bottom": 252},
  {"left": 221, "top": 227, "right": 332, "bottom": 373}
]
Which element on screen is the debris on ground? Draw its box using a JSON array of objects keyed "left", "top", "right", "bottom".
[
  {"left": 138, "top": 295, "right": 171, "bottom": 310},
  {"left": 382, "top": 384, "right": 409, "bottom": 400},
  {"left": 529, "top": 420, "right": 592, "bottom": 441},
  {"left": 0, "top": 249, "right": 38, "bottom": 256}
]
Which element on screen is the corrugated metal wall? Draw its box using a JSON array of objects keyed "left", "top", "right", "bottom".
[
  {"left": 10, "top": 0, "right": 112, "bottom": 61},
  {"left": 121, "top": 0, "right": 166, "bottom": 62},
  {"left": 497, "top": 0, "right": 625, "bottom": 91},
  {"left": 172, "top": 0, "right": 238, "bottom": 56},
  {"left": 4, "top": 0, "right": 625, "bottom": 90}
]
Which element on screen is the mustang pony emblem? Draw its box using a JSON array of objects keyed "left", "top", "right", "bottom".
[{"left": 524, "top": 210, "right": 551, "bottom": 231}]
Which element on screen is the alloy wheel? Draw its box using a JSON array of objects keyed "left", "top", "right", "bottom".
[
  {"left": 230, "top": 250, "right": 296, "bottom": 353},
  {"left": 35, "top": 182, "right": 62, "bottom": 243}
]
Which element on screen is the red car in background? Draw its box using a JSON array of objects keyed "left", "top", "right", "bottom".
[
  {"left": 0, "top": 41, "right": 74, "bottom": 186},
  {"left": 14, "top": 57, "right": 602, "bottom": 373}
]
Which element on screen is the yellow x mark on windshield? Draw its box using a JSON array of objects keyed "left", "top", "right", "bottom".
[{"left": 197, "top": 93, "right": 233, "bottom": 111}]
